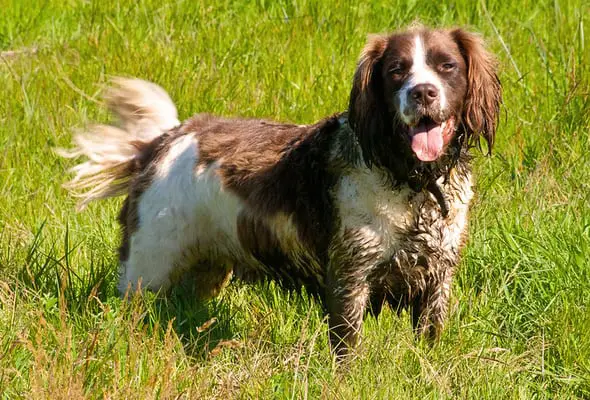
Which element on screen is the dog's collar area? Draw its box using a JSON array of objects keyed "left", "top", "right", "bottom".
[
  {"left": 426, "top": 181, "right": 449, "bottom": 218},
  {"left": 406, "top": 137, "right": 467, "bottom": 218},
  {"left": 408, "top": 176, "right": 449, "bottom": 218},
  {"left": 407, "top": 164, "right": 450, "bottom": 218},
  {"left": 343, "top": 109, "right": 453, "bottom": 218}
]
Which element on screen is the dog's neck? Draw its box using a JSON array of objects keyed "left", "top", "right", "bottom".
[{"left": 336, "top": 113, "right": 471, "bottom": 216}]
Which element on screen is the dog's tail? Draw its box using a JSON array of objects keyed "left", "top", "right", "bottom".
[{"left": 59, "top": 78, "right": 179, "bottom": 210}]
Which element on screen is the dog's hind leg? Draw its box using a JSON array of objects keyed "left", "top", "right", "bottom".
[
  {"left": 117, "top": 134, "right": 203, "bottom": 295},
  {"left": 171, "top": 260, "right": 234, "bottom": 300},
  {"left": 118, "top": 227, "right": 184, "bottom": 294},
  {"left": 119, "top": 224, "right": 234, "bottom": 297},
  {"left": 117, "top": 132, "right": 242, "bottom": 298}
]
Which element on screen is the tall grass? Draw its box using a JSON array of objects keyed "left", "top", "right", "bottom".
[{"left": 0, "top": 0, "right": 588, "bottom": 398}]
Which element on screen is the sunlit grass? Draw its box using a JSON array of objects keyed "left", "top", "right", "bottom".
[{"left": 0, "top": 0, "right": 589, "bottom": 398}]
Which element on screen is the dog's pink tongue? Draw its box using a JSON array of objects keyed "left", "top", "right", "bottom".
[{"left": 410, "top": 121, "right": 443, "bottom": 162}]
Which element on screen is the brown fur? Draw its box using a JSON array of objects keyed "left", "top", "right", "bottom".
[
  {"left": 451, "top": 29, "right": 502, "bottom": 152},
  {"left": 180, "top": 114, "right": 342, "bottom": 259}
]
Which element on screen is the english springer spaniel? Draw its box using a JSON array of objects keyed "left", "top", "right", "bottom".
[{"left": 62, "top": 27, "right": 501, "bottom": 357}]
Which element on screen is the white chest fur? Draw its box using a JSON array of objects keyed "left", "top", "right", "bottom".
[
  {"left": 334, "top": 166, "right": 473, "bottom": 265},
  {"left": 335, "top": 168, "right": 413, "bottom": 255}
]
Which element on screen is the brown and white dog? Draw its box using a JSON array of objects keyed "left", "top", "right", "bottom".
[{"left": 63, "top": 27, "right": 501, "bottom": 357}]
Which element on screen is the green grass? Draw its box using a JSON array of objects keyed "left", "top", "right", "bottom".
[{"left": 1, "top": 0, "right": 589, "bottom": 398}]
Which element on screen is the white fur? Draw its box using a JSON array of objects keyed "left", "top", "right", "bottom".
[
  {"left": 60, "top": 78, "right": 180, "bottom": 210},
  {"left": 439, "top": 174, "right": 473, "bottom": 253},
  {"left": 335, "top": 167, "right": 413, "bottom": 259},
  {"left": 119, "top": 135, "right": 246, "bottom": 292},
  {"left": 334, "top": 154, "right": 473, "bottom": 273},
  {"left": 106, "top": 77, "right": 180, "bottom": 136},
  {"left": 398, "top": 35, "right": 447, "bottom": 125}
]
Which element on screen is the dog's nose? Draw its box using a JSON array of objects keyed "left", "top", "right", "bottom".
[{"left": 409, "top": 84, "right": 439, "bottom": 106}]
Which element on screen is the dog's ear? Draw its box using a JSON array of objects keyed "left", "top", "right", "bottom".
[
  {"left": 451, "top": 29, "right": 502, "bottom": 154},
  {"left": 348, "top": 34, "right": 389, "bottom": 166}
]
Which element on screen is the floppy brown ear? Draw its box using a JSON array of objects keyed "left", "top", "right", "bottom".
[
  {"left": 451, "top": 29, "right": 502, "bottom": 153},
  {"left": 348, "top": 34, "right": 389, "bottom": 166}
]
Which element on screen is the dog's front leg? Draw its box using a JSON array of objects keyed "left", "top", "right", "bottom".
[
  {"left": 326, "top": 268, "right": 370, "bottom": 359},
  {"left": 326, "top": 230, "right": 380, "bottom": 359},
  {"left": 412, "top": 265, "right": 454, "bottom": 341}
]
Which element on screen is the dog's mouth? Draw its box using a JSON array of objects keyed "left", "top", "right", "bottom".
[{"left": 407, "top": 116, "right": 455, "bottom": 162}]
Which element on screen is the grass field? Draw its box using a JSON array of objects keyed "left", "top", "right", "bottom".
[{"left": 1, "top": 0, "right": 589, "bottom": 398}]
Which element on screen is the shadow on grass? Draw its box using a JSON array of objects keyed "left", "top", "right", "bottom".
[
  {"left": 9, "top": 221, "right": 239, "bottom": 361},
  {"left": 149, "top": 283, "right": 239, "bottom": 360}
]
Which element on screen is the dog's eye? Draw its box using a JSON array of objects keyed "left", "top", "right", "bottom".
[
  {"left": 389, "top": 66, "right": 406, "bottom": 76},
  {"left": 440, "top": 62, "right": 457, "bottom": 72}
]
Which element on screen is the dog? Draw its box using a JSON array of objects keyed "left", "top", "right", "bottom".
[{"left": 62, "top": 26, "right": 501, "bottom": 357}]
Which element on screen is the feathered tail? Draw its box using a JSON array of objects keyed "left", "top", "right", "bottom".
[{"left": 59, "top": 78, "right": 180, "bottom": 210}]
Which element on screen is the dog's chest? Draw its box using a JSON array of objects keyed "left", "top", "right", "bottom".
[
  {"left": 334, "top": 167, "right": 473, "bottom": 263},
  {"left": 335, "top": 169, "right": 414, "bottom": 253}
]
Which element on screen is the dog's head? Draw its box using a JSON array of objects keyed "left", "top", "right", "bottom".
[{"left": 349, "top": 27, "right": 501, "bottom": 167}]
